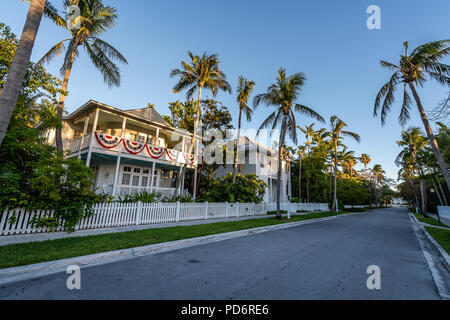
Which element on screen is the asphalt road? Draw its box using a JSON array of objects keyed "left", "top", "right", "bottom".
[{"left": 0, "top": 207, "right": 443, "bottom": 299}]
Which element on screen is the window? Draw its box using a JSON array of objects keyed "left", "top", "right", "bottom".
[
  {"left": 121, "top": 173, "right": 130, "bottom": 185},
  {"left": 141, "top": 176, "right": 148, "bottom": 187},
  {"left": 132, "top": 175, "right": 139, "bottom": 186},
  {"left": 143, "top": 169, "right": 149, "bottom": 174},
  {"left": 133, "top": 168, "right": 141, "bottom": 173},
  {"left": 124, "top": 166, "right": 131, "bottom": 172}
]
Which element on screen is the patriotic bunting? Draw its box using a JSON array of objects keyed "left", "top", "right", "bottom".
[
  {"left": 122, "top": 140, "right": 146, "bottom": 154},
  {"left": 166, "top": 149, "right": 178, "bottom": 161},
  {"left": 93, "top": 132, "right": 194, "bottom": 165},
  {"left": 94, "top": 132, "right": 122, "bottom": 149},
  {"left": 147, "top": 145, "right": 165, "bottom": 159}
]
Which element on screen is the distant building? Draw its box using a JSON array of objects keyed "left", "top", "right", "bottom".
[{"left": 214, "top": 136, "right": 292, "bottom": 202}]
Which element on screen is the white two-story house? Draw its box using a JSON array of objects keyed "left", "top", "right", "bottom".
[
  {"left": 42, "top": 100, "right": 199, "bottom": 199},
  {"left": 214, "top": 136, "right": 292, "bottom": 202}
]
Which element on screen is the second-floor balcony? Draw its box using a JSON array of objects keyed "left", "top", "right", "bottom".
[{"left": 69, "top": 131, "right": 197, "bottom": 167}]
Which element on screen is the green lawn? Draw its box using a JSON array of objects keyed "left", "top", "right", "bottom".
[
  {"left": 0, "top": 211, "right": 352, "bottom": 269},
  {"left": 413, "top": 213, "right": 449, "bottom": 228},
  {"left": 425, "top": 226, "right": 450, "bottom": 255}
]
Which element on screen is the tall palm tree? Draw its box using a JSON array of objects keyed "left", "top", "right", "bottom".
[
  {"left": 38, "top": 0, "right": 128, "bottom": 151},
  {"left": 254, "top": 68, "right": 324, "bottom": 219},
  {"left": 297, "top": 123, "right": 319, "bottom": 202},
  {"left": 298, "top": 123, "right": 317, "bottom": 154},
  {"left": 398, "top": 161, "right": 420, "bottom": 210},
  {"left": 358, "top": 153, "right": 371, "bottom": 178},
  {"left": 232, "top": 76, "right": 255, "bottom": 183},
  {"left": 374, "top": 40, "right": 450, "bottom": 190},
  {"left": 329, "top": 115, "right": 360, "bottom": 212},
  {"left": 170, "top": 51, "right": 231, "bottom": 197},
  {"left": 0, "top": 0, "right": 58, "bottom": 147}
]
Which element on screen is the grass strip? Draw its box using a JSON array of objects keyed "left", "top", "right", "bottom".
[
  {"left": 0, "top": 211, "right": 352, "bottom": 269},
  {"left": 413, "top": 213, "right": 449, "bottom": 228},
  {"left": 424, "top": 226, "right": 450, "bottom": 255}
]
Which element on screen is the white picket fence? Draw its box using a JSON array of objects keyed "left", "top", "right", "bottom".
[{"left": 0, "top": 202, "right": 329, "bottom": 236}]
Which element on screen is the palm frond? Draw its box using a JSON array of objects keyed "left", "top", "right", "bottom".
[{"left": 294, "top": 104, "right": 325, "bottom": 123}]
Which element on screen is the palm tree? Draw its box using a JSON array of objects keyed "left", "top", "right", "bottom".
[
  {"left": 358, "top": 153, "right": 371, "bottom": 178},
  {"left": 374, "top": 40, "right": 450, "bottom": 190},
  {"left": 395, "top": 127, "right": 428, "bottom": 214},
  {"left": 170, "top": 51, "right": 231, "bottom": 197},
  {"left": 38, "top": 0, "right": 128, "bottom": 151},
  {"left": 297, "top": 123, "right": 319, "bottom": 202},
  {"left": 0, "top": 0, "right": 57, "bottom": 147},
  {"left": 398, "top": 161, "right": 420, "bottom": 210},
  {"left": 254, "top": 68, "right": 324, "bottom": 219},
  {"left": 298, "top": 123, "right": 317, "bottom": 154},
  {"left": 232, "top": 76, "right": 255, "bottom": 183},
  {"left": 329, "top": 115, "right": 360, "bottom": 212}
]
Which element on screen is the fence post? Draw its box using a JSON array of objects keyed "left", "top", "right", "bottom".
[
  {"left": 236, "top": 202, "right": 239, "bottom": 217},
  {"left": 176, "top": 201, "right": 180, "bottom": 222},
  {"left": 135, "top": 201, "right": 142, "bottom": 225},
  {"left": 225, "top": 202, "right": 228, "bottom": 219},
  {"left": 205, "top": 201, "right": 208, "bottom": 220}
]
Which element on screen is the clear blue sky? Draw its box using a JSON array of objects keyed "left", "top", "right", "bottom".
[{"left": 2, "top": 0, "right": 450, "bottom": 181}]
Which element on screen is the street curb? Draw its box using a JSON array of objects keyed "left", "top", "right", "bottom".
[
  {"left": 409, "top": 212, "right": 450, "bottom": 272},
  {"left": 0, "top": 211, "right": 366, "bottom": 286}
]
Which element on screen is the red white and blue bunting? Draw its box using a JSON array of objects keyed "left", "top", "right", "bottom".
[
  {"left": 93, "top": 132, "right": 195, "bottom": 165},
  {"left": 166, "top": 149, "right": 178, "bottom": 161},
  {"left": 122, "top": 140, "right": 146, "bottom": 154},
  {"left": 183, "top": 152, "right": 196, "bottom": 165},
  {"left": 146, "top": 145, "right": 165, "bottom": 159},
  {"left": 94, "top": 132, "right": 122, "bottom": 149}
]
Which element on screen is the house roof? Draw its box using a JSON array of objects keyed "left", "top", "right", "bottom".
[
  {"left": 123, "top": 107, "right": 170, "bottom": 126},
  {"left": 236, "top": 136, "right": 295, "bottom": 162}
]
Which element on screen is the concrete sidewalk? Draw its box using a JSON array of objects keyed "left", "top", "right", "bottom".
[{"left": 0, "top": 211, "right": 327, "bottom": 246}]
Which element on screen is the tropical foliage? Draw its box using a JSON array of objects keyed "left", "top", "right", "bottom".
[
  {"left": 0, "top": 23, "right": 105, "bottom": 231},
  {"left": 198, "top": 173, "right": 267, "bottom": 203}
]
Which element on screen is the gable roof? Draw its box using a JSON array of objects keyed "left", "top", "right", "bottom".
[{"left": 124, "top": 107, "right": 170, "bottom": 126}]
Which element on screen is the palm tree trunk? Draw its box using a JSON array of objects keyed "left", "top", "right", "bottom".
[
  {"left": 174, "top": 87, "right": 202, "bottom": 198},
  {"left": 409, "top": 178, "right": 420, "bottom": 212},
  {"left": 298, "top": 155, "right": 302, "bottom": 201},
  {"left": 408, "top": 82, "right": 450, "bottom": 191},
  {"left": 419, "top": 179, "right": 427, "bottom": 216},
  {"left": 0, "top": 0, "right": 47, "bottom": 147},
  {"left": 232, "top": 107, "right": 242, "bottom": 183},
  {"left": 432, "top": 177, "right": 444, "bottom": 207},
  {"left": 56, "top": 38, "right": 79, "bottom": 151},
  {"left": 432, "top": 168, "right": 448, "bottom": 206},
  {"left": 331, "top": 141, "right": 338, "bottom": 212},
  {"left": 276, "top": 118, "right": 287, "bottom": 220}
]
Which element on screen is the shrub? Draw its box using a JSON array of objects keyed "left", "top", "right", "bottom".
[
  {"left": 119, "top": 191, "right": 160, "bottom": 203},
  {"left": 199, "top": 173, "right": 267, "bottom": 203}
]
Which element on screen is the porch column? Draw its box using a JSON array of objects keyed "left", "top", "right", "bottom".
[
  {"left": 155, "top": 127, "right": 160, "bottom": 146},
  {"left": 85, "top": 108, "right": 100, "bottom": 167},
  {"left": 150, "top": 161, "right": 156, "bottom": 193},
  {"left": 112, "top": 117, "right": 127, "bottom": 198},
  {"left": 77, "top": 116, "right": 90, "bottom": 159}
]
